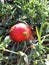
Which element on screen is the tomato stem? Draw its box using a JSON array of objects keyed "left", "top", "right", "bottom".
[{"left": 23, "top": 32, "right": 27, "bottom": 36}]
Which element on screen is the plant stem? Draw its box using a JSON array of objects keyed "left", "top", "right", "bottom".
[{"left": 0, "top": 48, "right": 19, "bottom": 55}]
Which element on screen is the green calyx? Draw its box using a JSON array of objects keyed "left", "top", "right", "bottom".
[{"left": 23, "top": 32, "right": 28, "bottom": 36}]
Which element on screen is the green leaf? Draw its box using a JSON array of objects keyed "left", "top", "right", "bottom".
[
  {"left": 18, "top": 51, "right": 26, "bottom": 56},
  {"left": 36, "top": 27, "right": 42, "bottom": 45},
  {"left": 18, "top": 51, "right": 28, "bottom": 63},
  {"left": 0, "top": 36, "right": 2, "bottom": 41},
  {"left": 47, "top": 54, "right": 49, "bottom": 60},
  {"left": 24, "top": 55, "right": 28, "bottom": 63}
]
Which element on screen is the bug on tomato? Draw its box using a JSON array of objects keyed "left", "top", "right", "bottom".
[{"left": 9, "top": 23, "right": 32, "bottom": 42}]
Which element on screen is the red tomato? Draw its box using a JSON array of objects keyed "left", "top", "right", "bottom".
[{"left": 9, "top": 23, "right": 32, "bottom": 42}]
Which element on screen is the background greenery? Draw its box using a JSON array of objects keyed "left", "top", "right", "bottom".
[{"left": 0, "top": 0, "right": 49, "bottom": 65}]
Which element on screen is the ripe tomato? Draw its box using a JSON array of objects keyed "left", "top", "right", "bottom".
[{"left": 9, "top": 23, "right": 32, "bottom": 42}]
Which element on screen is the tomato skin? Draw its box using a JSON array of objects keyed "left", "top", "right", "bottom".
[{"left": 9, "top": 23, "right": 32, "bottom": 42}]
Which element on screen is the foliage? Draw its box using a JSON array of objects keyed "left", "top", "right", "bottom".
[{"left": 0, "top": 0, "right": 49, "bottom": 65}]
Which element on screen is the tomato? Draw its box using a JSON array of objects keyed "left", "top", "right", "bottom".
[{"left": 9, "top": 23, "right": 32, "bottom": 42}]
